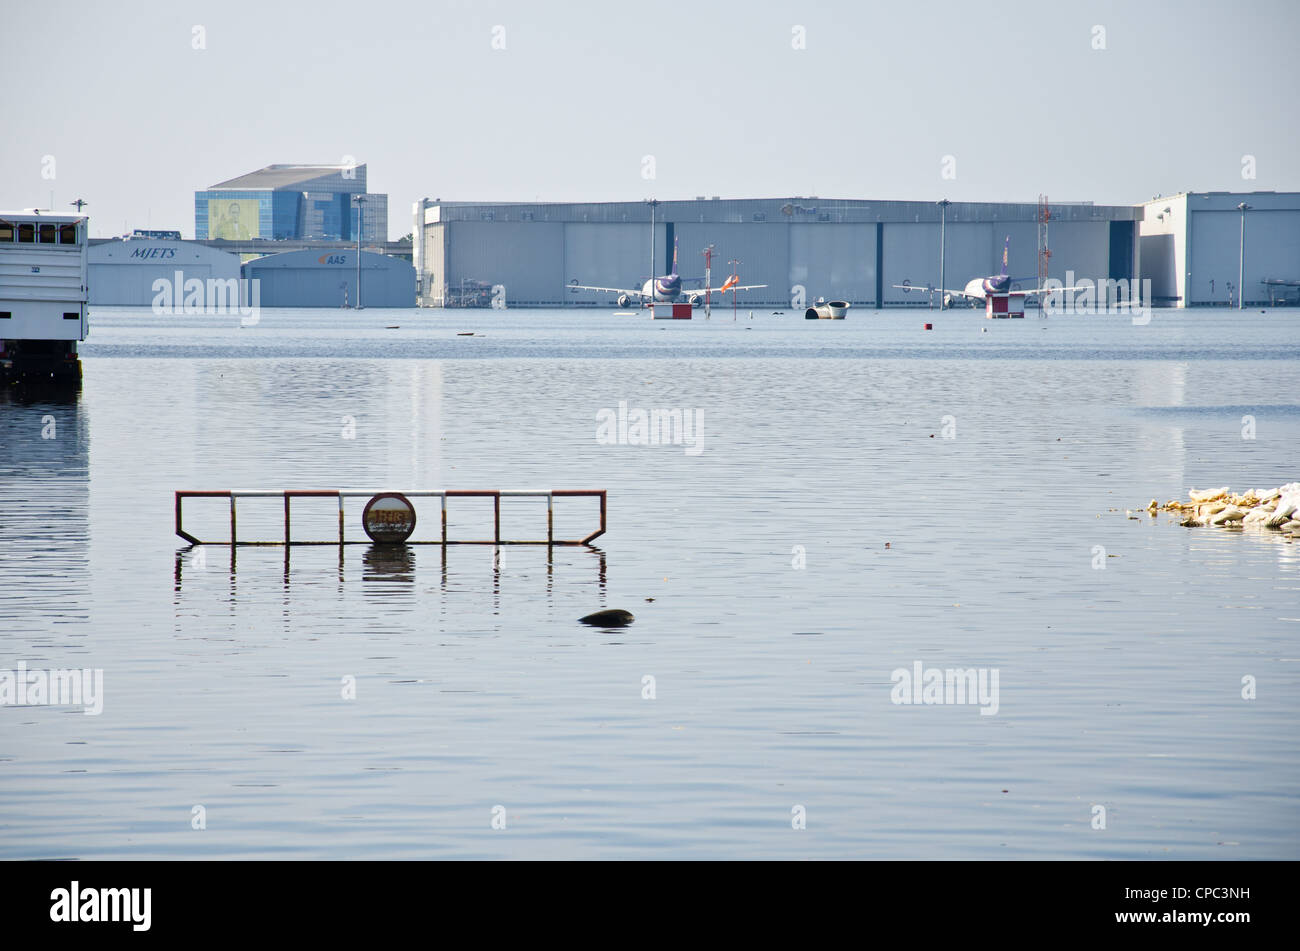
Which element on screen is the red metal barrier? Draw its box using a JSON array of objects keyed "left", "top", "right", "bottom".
[{"left": 175, "top": 489, "right": 606, "bottom": 546}]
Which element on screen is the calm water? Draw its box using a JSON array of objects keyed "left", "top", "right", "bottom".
[{"left": 2, "top": 306, "right": 1299, "bottom": 859}]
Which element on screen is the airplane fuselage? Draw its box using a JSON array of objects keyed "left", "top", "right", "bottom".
[
  {"left": 580, "top": 237, "right": 763, "bottom": 307},
  {"left": 642, "top": 274, "right": 683, "bottom": 302},
  {"left": 962, "top": 274, "right": 1012, "bottom": 300}
]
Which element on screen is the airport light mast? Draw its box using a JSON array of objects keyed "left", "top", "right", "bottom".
[
  {"left": 352, "top": 194, "right": 367, "bottom": 309},
  {"left": 646, "top": 198, "right": 660, "bottom": 307},
  {"left": 702, "top": 245, "right": 714, "bottom": 319},
  {"left": 937, "top": 199, "right": 950, "bottom": 311},
  {"left": 729, "top": 258, "right": 741, "bottom": 321},
  {"left": 1237, "top": 202, "right": 1250, "bottom": 311}
]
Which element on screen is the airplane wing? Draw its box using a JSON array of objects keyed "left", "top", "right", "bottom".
[
  {"left": 681, "top": 279, "right": 767, "bottom": 289},
  {"left": 567, "top": 282, "right": 642, "bottom": 296},
  {"left": 1007, "top": 285, "right": 1092, "bottom": 298},
  {"left": 892, "top": 282, "right": 975, "bottom": 299},
  {"left": 685, "top": 283, "right": 767, "bottom": 299},
  {"left": 714, "top": 275, "right": 767, "bottom": 293}
]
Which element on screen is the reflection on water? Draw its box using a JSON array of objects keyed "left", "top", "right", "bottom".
[
  {"left": 2, "top": 308, "right": 1299, "bottom": 860},
  {"left": 0, "top": 386, "right": 89, "bottom": 633},
  {"left": 171, "top": 542, "right": 609, "bottom": 607}
]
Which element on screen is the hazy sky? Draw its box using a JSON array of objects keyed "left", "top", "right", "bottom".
[{"left": 3, "top": 0, "right": 1297, "bottom": 238}]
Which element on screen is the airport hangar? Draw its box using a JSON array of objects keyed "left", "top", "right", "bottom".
[
  {"left": 1137, "top": 191, "right": 1300, "bottom": 307},
  {"left": 413, "top": 197, "right": 1143, "bottom": 308},
  {"left": 87, "top": 238, "right": 415, "bottom": 308},
  {"left": 88, "top": 236, "right": 241, "bottom": 305},
  {"left": 242, "top": 248, "right": 415, "bottom": 308}
]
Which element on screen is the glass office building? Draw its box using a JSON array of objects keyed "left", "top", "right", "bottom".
[{"left": 195, "top": 164, "right": 388, "bottom": 242}]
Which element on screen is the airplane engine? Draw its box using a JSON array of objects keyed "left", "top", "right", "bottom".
[
  {"left": 688, "top": 294, "right": 703, "bottom": 308},
  {"left": 616, "top": 294, "right": 632, "bottom": 308}
]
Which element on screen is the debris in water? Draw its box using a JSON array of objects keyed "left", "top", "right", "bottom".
[
  {"left": 579, "top": 609, "right": 634, "bottom": 627},
  {"left": 1144, "top": 483, "right": 1300, "bottom": 534}
]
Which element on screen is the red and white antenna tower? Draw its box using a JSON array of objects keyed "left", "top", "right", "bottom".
[{"left": 1037, "top": 194, "right": 1051, "bottom": 292}]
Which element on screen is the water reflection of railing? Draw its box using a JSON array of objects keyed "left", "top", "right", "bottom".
[{"left": 172, "top": 543, "right": 608, "bottom": 595}]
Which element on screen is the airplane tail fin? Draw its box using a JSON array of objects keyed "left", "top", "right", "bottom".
[
  {"left": 1001, "top": 235, "right": 1010, "bottom": 275},
  {"left": 672, "top": 236, "right": 678, "bottom": 276}
]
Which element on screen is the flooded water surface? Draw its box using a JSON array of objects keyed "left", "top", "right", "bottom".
[{"left": 2, "top": 307, "right": 1298, "bottom": 858}]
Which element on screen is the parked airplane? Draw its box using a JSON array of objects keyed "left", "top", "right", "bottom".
[
  {"left": 569, "top": 237, "right": 765, "bottom": 308},
  {"left": 1261, "top": 278, "right": 1300, "bottom": 304},
  {"left": 894, "top": 236, "right": 1082, "bottom": 307}
]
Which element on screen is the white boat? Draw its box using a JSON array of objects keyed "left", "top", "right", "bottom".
[{"left": 0, "top": 209, "right": 88, "bottom": 383}]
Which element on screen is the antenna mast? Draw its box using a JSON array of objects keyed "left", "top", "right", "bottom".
[{"left": 1037, "top": 194, "right": 1051, "bottom": 297}]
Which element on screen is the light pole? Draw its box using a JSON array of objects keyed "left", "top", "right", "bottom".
[
  {"left": 702, "top": 244, "right": 714, "bottom": 319},
  {"left": 937, "top": 198, "right": 950, "bottom": 311},
  {"left": 729, "top": 258, "right": 741, "bottom": 321},
  {"left": 1237, "top": 202, "right": 1250, "bottom": 311},
  {"left": 352, "top": 194, "right": 367, "bottom": 309},
  {"left": 646, "top": 198, "right": 660, "bottom": 307}
]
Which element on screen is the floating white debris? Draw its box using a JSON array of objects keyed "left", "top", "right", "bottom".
[{"left": 1151, "top": 482, "right": 1300, "bottom": 533}]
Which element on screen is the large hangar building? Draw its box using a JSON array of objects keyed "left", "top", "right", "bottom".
[
  {"left": 1138, "top": 191, "right": 1300, "bottom": 307},
  {"left": 241, "top": 249, "right": 415, "bottom": 308},
  {"left": 413, "top": 197, "right": 1143, "bottom": 308},
  {"left": 88, "top": 237, "right": 241, "bottom": 306}
]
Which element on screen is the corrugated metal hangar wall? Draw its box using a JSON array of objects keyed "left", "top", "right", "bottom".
[
  {"left": 241, "top": 249, "right": 416, "bottom": 308},
  {"left": 1139, "top": 192, "right": 1300, "bottom": 306},
  {"left": 88, "top": 239, "right": 241, "bottom": 306},
  {"left": 415, "top": 198, "right": 1142, "bottom": 308}
]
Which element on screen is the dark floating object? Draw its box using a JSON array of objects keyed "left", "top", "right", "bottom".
[
  {"left": 579, "top": 608, "right": 634, "bottom": 627},
  {"left": 386, "top": 325, "right": 400, "bottom": 329},
  {"left": 457, "top": 332, "right": 475, "bottom": 336}
]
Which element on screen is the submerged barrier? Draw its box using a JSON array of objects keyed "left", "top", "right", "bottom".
[{"left": 174, "top": 489, "right": 606, "bottom": 546}]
